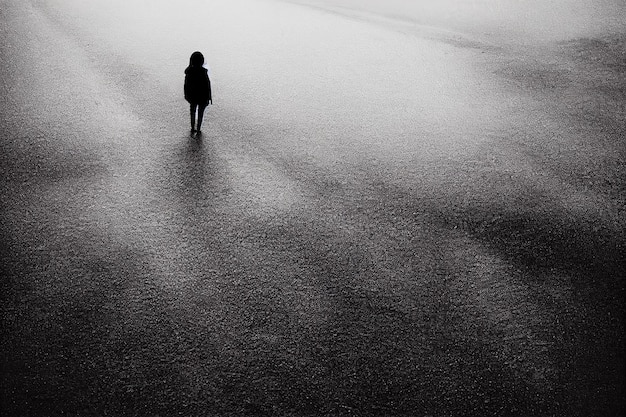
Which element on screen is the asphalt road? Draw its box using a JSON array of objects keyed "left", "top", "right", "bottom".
[{"left": 1, "top": 0, "right": 624, "bottom": 416}]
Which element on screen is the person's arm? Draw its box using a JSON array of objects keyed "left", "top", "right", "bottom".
[
  {"left": 184, "top": 74, "right": 190, "bottom": 102},
  {"left": 207, "top": 76, "right": 212, "bottom": 105}
]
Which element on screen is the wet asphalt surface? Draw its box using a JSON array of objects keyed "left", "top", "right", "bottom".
[{"left": 1, "top": 0, "right": 625, "bottom": 416}]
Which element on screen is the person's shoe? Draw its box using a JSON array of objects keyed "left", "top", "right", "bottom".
[{"left": 190, "top": 128, "right": 196, "bottom": 133}]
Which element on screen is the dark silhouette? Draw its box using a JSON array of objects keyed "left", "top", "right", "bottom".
[{"left": 184, "top": 51, "right": 212, "bottom": 133}]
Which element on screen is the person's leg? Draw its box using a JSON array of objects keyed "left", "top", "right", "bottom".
[
  {"left": 197, "top": 104, "right": 207, "bottom": 132},
  {"left": 190, "top": 103, "right": 197, "bottom": 131}
]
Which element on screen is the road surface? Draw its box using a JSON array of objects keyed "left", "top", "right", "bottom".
[{"left": 1, "top": 0, "right": 624, "bottom": 415}]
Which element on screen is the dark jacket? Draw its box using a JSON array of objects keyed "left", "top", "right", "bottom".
[{"left": 184, "top": 66, "right": 212, "bottom": 105}]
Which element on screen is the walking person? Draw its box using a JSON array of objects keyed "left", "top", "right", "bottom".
[{"left": 184, "top": 51, "right": 212, "bottom": 133}]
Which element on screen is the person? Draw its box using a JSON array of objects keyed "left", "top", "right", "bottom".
[{"left": 184, "top": 51, "right": 212, "bottom": 133}]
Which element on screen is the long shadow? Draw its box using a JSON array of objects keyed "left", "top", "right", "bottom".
[
  {"left": 136, "top": 135, "right": 526, "bottom": 415},
  {"left": 161, "top": 133, "right": 231, "bottom": 213}
]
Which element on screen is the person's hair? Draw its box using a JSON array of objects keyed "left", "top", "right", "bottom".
[{"left": 189, "top": 51, "right": 204, "bottom": 67}]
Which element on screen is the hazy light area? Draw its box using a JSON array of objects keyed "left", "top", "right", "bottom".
[{"left": 291, "top": 0, "right": 626, "bottom": 43}]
